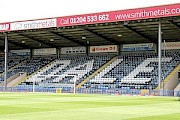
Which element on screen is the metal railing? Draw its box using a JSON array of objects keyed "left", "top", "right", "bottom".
[{"left": 0, "top": 87, "right": 180, "bottom": 97}]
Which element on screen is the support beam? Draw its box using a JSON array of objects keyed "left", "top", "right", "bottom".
[
  {"left": 18, "top": 34, "right": 59, "bottom": 48},
  {"left": 0, "top": 37, "right": 30, "bottom": 49},
  {"left": 158, "top": 21, "right": 162, "bottom": 93},
  {"left": 123, "top": 25, "right": 157, "bottom": 43},
  {"left": 4, "top": 33, "right": 7, "bottom": 91},
  {"left": 168, "top": 20, "right": 180, "bottom": 29},
  {"left": 84, "top": 28, "right": 120, "bottom": 45},
  {"left": 0, "top": 45, "right": 4, "bottom": 50},
  {"left": 49, "top": 31, "right": 86, "bottom": 46}
]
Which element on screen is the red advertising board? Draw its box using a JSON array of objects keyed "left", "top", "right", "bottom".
[
  {"left": 0, "top": 3, "right": 179, "bottom": 32},
  {"left": 57, "top": 4, "right": 180, "bottom": 27},
  {"left": 0, "top": 23, "right": 10, "bottom": 32}
]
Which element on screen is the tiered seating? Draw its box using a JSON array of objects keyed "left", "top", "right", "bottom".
[
  {"left": 23, "top": 54, "right": 115, "bottom": 88},
  {"left": 0, "top": 56, "right": 28, "bottom": 82},
  {"left": 0, "top": 57, "right": 55, "bottom": 83},
  {"left": 82, "top": 51, "right": 180, "bottom": 90},
  {"left": 14, "top": 51, "right": 179, "bottom": 91},
  {"left": 90, "top": 59, "right": 123, "bottom": 83},
  {"left": 0, "top": 56, "right": 27, "bottom": 73}
]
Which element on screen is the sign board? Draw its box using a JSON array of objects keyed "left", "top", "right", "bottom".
[
  {"left": 0, "top": 4, "right": 179, "bottom": 32},
  {"left": 61, "top": 47, "right": 86, "bottom": 54},
  {"left": 57, "top": 4, "right": 180, "bottom": 27},
  {"left": 10, "top": 18, "right": 56, "bottom": 31},
  {"left": 9, "top": 49, "right": 30, "bottom": 56},
  {"left": 122, "top": 43, "right": 154, "bottom": 51},
  {"left": 33, "top": 48, "right": 56, "bottom": 56},
  {"left": 162, "top": 42, "right": 180, "bottom": 50},
  {"left": 0, "top": 23, "right": 10, "bottom": 32},
  {"left": 90, "top": 45, "right": 118, "bottom": 53}
]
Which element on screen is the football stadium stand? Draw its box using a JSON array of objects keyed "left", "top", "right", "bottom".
[
  {"left": 0, "top": 3, "right": 179, "bottom": 97},
  {"left": 5, "top": 50, "right": 178, "bottom": 93}
]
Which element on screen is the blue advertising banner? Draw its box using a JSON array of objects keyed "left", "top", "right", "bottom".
[
  {"left": 122, "top": 43, "right": 154, "bottom": 51},
  {"left": 9, "top": 49, "right": 30, "bottom": 56}
]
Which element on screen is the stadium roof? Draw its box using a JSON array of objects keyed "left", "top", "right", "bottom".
[{"left": 0, "top": 3, "right": 179, "bottom": 50}]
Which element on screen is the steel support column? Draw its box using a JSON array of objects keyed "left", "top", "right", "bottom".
[
  {"left": 4, "top": 33, "right": 8, "bottom": 91},
  {"left": 158, "top": 21, "right": 162, "bottom": 93}
]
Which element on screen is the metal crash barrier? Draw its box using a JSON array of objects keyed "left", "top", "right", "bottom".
[{"left": 0, "top": 87, "right": 180, "bottom": 97}]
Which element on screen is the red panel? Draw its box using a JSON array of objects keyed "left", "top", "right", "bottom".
[
  {"left": 0, "top": 3, "right": 179, "bottom": 32},
  {"left": 0, "top": 23, "right": 10, "bottom": 32},
  {"left": 57, "top": 4, "right": 180, "bottom": 27}
]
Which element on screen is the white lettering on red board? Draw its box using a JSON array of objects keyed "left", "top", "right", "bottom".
[
  {"left": 0, "top": 23, "right": 10, "bottom": 31},
  {"left": 58, "top": 13, "right": 110, "bottom": 26}
]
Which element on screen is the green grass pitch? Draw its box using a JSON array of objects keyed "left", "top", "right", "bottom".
[{"left": 0, "top": 92, "right": 180, "bottom": 120}]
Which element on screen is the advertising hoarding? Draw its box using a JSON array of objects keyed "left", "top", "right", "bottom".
[{"left": 90, "top": 45, "right": 118, "bottom": 53}]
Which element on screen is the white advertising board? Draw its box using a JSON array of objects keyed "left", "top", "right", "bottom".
[
  {"left": 61, "top": 47, "right": 86, "bottom": 54},
  {"left": 33, "top": 48, "right": 56, "bottom": 56},
  {"left": 11, "top": 18, "right": 56, "bottom": 30}
]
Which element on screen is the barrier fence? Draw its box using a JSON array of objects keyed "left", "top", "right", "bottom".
[{"left": 0, "top": 87, "right": 180, "bottom": 97}]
